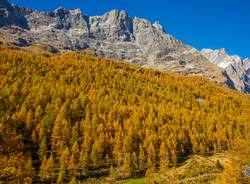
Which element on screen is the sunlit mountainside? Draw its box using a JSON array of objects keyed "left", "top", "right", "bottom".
[{"left": 0, "top": 47, "right": 250, "bottom": 183}]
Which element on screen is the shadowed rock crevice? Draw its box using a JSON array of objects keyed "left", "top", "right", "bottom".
[{"left": 222, "top": 70, "right": 236, "bottom": 90}]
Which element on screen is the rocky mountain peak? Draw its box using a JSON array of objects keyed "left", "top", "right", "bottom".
[
  {"left": 243, "top": 58, "right": 250, "bottom": 62},
  {"left": 70, "top": 8, "right": 81, "bottom": 15},
  {"left": 218, "top": 48, "right": 226, "bottom": 55},
  {"left": 0, "top": 0, "right": 29, "bottom": 28},
  {"left": 201, "top": 48, "right": 250, "bottom": 93},
  {"left": 153, "top": 21, "right": 164, "bottom": 32},
  {"left": 133, "top": 17, "right": 151, "bottom": 30},
  {"left": 53, "top": 7, "right": 69, "bottom": 15},
  {"left": 53, "top": 7, "right": 82, "bottom": 16},
  {"left": 201, "top": 48, "right": 241, "bottom": 68},
  {"left": 89, "top": 9, "right": 133, "bottom": 41},
  {"left": 106, "top": 9, "right": 128, "bottom": 18}
]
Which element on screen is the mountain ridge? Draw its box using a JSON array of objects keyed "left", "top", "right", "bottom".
[
  {"left": 2, "top": 0, "right": 250, "bottom": 93},
  {"left": 201, "top": 48, "right": 250, "bottom": 93},
  {"left": 0, "top": 0, "right": 227, "bottom": 86}
]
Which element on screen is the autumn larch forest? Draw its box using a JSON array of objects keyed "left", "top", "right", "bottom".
[{"left": 0, "top": 47, "right": 250, "bottom": 184}]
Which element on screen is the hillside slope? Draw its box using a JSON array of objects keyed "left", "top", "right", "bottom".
[
  {"left": 0, "top": 0, "right": 226, "bottom": 85},
  {"left": 0, "top": 48, "right": 250, "bottom": 183}
]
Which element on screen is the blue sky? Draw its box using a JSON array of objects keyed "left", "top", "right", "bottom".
[{"left": 9, "top": 0, "right": 250, "bottom": 58}]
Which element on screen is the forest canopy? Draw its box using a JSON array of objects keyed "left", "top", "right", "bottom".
[{"left": 0, "top": 47, "right": 249, "bottom": 183}]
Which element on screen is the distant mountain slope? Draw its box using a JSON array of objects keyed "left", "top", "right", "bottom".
[
  {"left": 201, "top": 48, "right": 241, "bottom": 69},
  {"left": 0, "top": 0, "right": 226, "bottom": 85},
  {"left": 201, "top": 48, "right": 250, "bottom": 93}
]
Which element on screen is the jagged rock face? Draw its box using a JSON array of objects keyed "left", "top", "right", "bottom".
[
  {"left": 0, "top": 0, "right": 226, "bottom": 85},
  {"left": 0, "top": 0, "right": 31, "bottom": 28},
  {"left": 225, "top": 59, "right": 250, "bottom": 93},
  {"left": 90, "top": 10, "right": 133, "bottom": 41},
  {"left": 27, "top": 8, "right": 89, "bottom": 32},
  {"left": 24, "top": 7, "right": 90, "bottom": 50},
  {"left": 133, "top": 17, "right": 187, "bottom": 66},
  {"left": 201, "top": 48, "right": 250, "bottom": 93}
]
